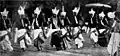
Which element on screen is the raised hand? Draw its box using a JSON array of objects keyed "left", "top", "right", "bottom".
[{"left": 107, "top": 11, "right": 115, "bottom": 19}]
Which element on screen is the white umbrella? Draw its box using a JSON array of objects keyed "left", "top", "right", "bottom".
[{"left": 85, "top": 3, "right": 111, "bottom": 8}]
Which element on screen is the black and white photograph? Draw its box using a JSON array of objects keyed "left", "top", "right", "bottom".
[{"left": 0, "top": 0, "right": 120, "bottom": 56}]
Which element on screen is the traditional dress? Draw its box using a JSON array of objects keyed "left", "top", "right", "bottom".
[
  {"left": 0, "top": 34, "right": 13, "bottom": 51},
  {"left": 90, "top": 31, "right": 98, "bottom": 43},
  {"left": 14, "top": 29, "right": 32, "bottom": 50},
  {"left": 107, "top": 33, "right": 120, "bottom": 55},
  {"left": 107, "top": 21, "right": 120, "bottom": 56},
  {"left": 75, "top": 33, "right": 85, "bottom": 48}
]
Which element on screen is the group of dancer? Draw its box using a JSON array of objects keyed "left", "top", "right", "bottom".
[{"left": 0, "top": 2, "right": 120, "bottom": 56}]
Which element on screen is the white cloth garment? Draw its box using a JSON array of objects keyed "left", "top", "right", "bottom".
[
  {"left": 99, "top": 29, "right": 106, "bottom": 33},
  {"left": 82, "top": 26, "right": 87, "bottom": 32},
  {"left": 73, "top": 27, "right": 79, "bottom": 35},
  {"left": 107, "top": 33, "right": 120, "bottom": 55},
  {"left": 18, "top": 6, "right": 25, "bottom": 15},
  {"left": 64, "top": 37, "right": 71, "bottom": 49},
  {"left": 86, "top": 27, "right": 90, "bottom": 34},
  {"left": 72, "top": 7, "right": 80, "bottom": 15},
  {"left": 0, "top": 35, "right": 13, "bottom": 51},
  {"left": 99, "top": 11, "right": 105, "bottom": 18},
  {"left": 25, "top": 34, "right": 32, "bottom": 45},
  {"left": 14, "top": 29, "right": 27, "bottom": 43},
  {"left": 75, "top": 34, "right": 84, "bottom": 48},
  {"left": 90, "top": 28, "right": 97, "bottom": 32},
  {"left": 46, "top": 28, "right": 60, "bottom": 38},
  {"left": 52, "top": 7, "right": 59, "bottom": 15},
  {"left": 30, "top": 29, "right": 42, "bottom": 40},
  {"left": 14, "top": 29, "right": 32, "bottom": 49},
  {"left": 61, "top": 28, "right": 67, "bottom": 35},
  {"left": 89, "top": 8, "right": 95, "bottom": 15},
  {"left": 0, "top": 8, "right": 9, "bottom": 17},
  {"left": 0, "top": 30, "right": 8, "bottom": 37},
  {"left": 20, "top": 39, "right": 26, "bottom": 49},
  {"left": 90, "top": 31, "right": 98, "bottom": 43},
  {"left": 34, "top": 7, "right": 41, "bottom": 15},
  {"left": 107, "top": 12, "right": 115, "bottom": 18}
]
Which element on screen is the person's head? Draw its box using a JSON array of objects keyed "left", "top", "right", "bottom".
[
  {"left": 107, "top": 11, "right": 115, "bottom": 19},
  {"left": 99, "top": 11, "right": 105, "bottom": 19},
  {"left": 89, "top": 8, "right": 95, "bottom": 16},
  {"left": 1, "top": 8, "right": 9, "bottom": 19}
]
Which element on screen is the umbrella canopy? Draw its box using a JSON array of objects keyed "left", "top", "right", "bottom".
[{"left": 85, "top": 3, "right": 111, "bottom": 8}]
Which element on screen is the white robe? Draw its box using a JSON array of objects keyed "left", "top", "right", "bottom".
[
  {"left": 75, "top": 34, "right": 85, "bottom": 48},
  {"left": 0, "top": 30, "right": 8, "bottom": 37},
  {"left": 14, "top": 29, "right": 27, "bottom": 43},
  {"left": 0, "top": 35, "right": 13, "bottom": 51},
  {"left": 107, "top": 33, "right": 120, "bottom": 55},
  {"left": 46, "top": 28, "right": 60, "bottom": 38},
  {"left": 73, "top": 27, "right": 79, "bottom": 35},
  {"left": 90, "top": 32, "right": 98, "bottom": 43},
  {"left": 14, "top": 29, "right": 32, "bottom": 48}
]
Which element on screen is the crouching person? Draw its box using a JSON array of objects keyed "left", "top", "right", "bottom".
[
  {"left": 14, "top": 29, "right": 32, "bottom": 51},
  {"left": 0, "top": 34, "right": 13, "bottom": 52},
  {"left": 90, "top": 29, "right": 99, "bottom": 47},
  {"left": 51, "top": 31, "right": 63, "bottom": 51},
  {"left": 75, "top": 32, "right": 85, "bottom": 49},
  {"left": 19, "top": 34, "right": 32, "bottom": 51}
]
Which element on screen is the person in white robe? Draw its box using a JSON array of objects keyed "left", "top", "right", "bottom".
[
  {"left": 14, "top": 29, "right": 32, "bottom": 51},
  {"left": 107, "top": 20, "right": 120, "bottom": 56}
]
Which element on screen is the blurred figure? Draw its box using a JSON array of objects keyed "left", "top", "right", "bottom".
[
  {"left": 75, "top": 31, "right": 85, "bottom": 48},
  {"left": 0, "top": 8, "right": 13, "bottom": 52},
  {"left": 107, "top": 13, "right": 120, "bottom": 56},
  {"left": 90, "top": 28, "right": 99, "bottom": 47}
]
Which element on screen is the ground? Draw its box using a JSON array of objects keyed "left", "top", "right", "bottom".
[
  {"left": 0, "top": 33, "right": 119, "bottom": 56},
  {"left": 0, "top": 46, "right": 109, "bottom": 56}
]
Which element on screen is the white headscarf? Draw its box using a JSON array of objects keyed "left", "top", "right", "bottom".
[
  {"left": 52, "top": 7, "right": 60, "bottom": 15},
  {"left": 1, "top": 8, "right": 9, "bottom": 17},
  {"left": 72, "top": 6, "right": 80, "bottom": 15},
  {"left": 34, "top": 7, "right": 41, "bottom": 16},
  {"left": 18, "top": 6, "right": 25, "bottom": 15},
  {"left": 107, "top": 12, "right": 115, "bottom": 18},
  {"left": 99, "top": 11, "right": 105, "bottom": 18},
  {"left": 89, "top": 8, "right": 95, "bottom": 16}
]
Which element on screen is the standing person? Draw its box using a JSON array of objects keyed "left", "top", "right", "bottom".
[
  {"left": 59, "top": 5, "right": 69, "bottom": 28},
  {"left": 51, "top": 6, "right": 60, "bottom": 29},
  {"left": 0, "top": 8, "right": 12, "bottom": 32},
  {"left": 0, "top": 8, "right": 13, "bottom": 52},
  {"left": 107, "top": 11, "right": 120, "bottom": 56},
  {"left": 14, "top": 5, "right": 32, "bottom": 51}
]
